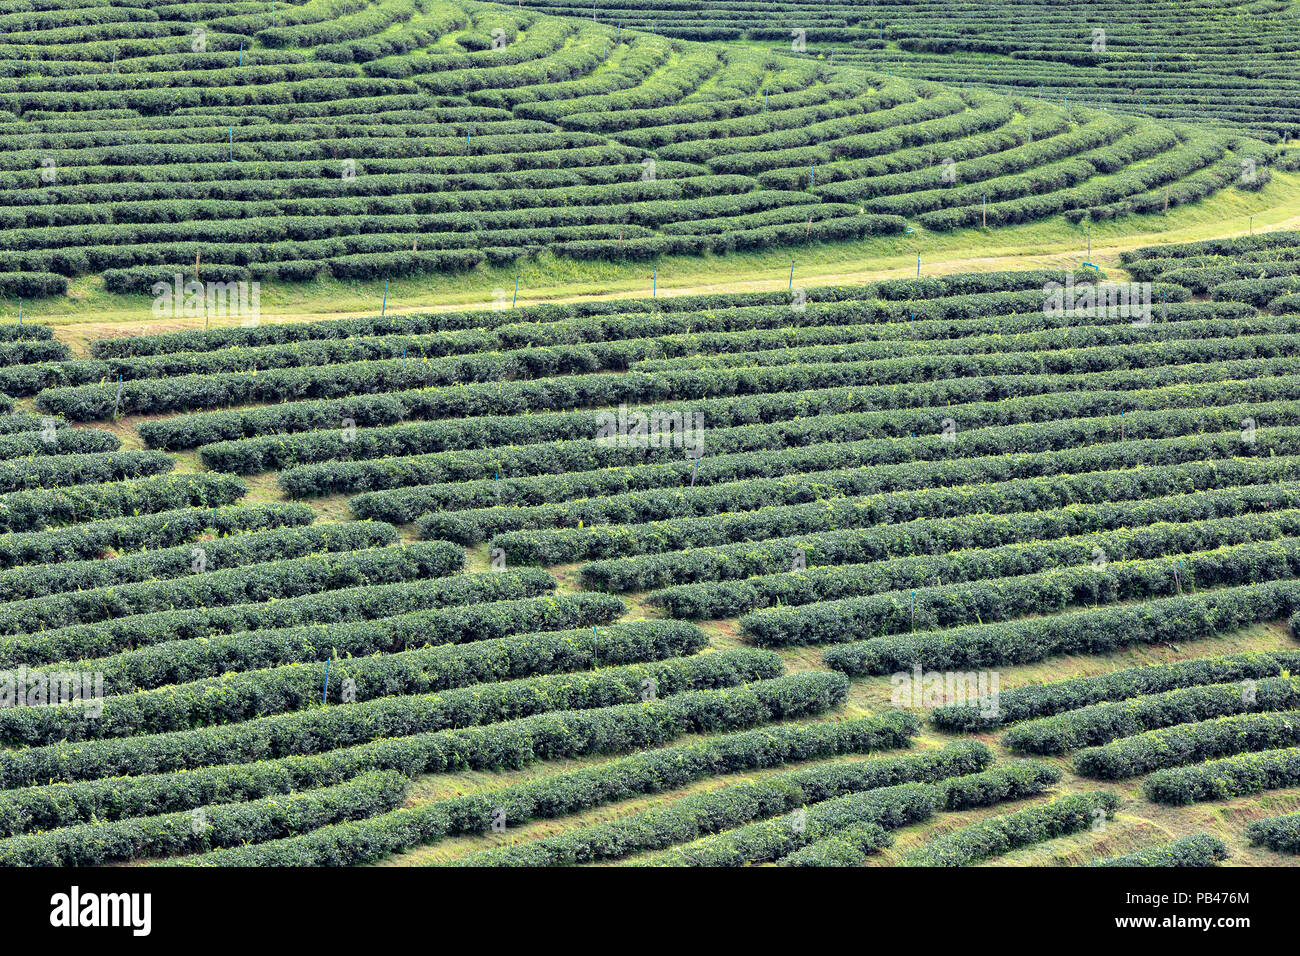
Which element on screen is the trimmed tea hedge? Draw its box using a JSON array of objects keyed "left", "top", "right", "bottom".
[
  {"left": 453, "top": 742, "right": 989, "bottom": 867},
  {"left": 1144, "top": 746, "right": 1300, "bottom": 805},
  {"left": 1088, "top": 834, "right": 1229, "bottom": 867},
  {"left": 1246, "top": 813, "right": 1300, "bottom": 854},
  {"left": 1, "top": 672, "right": 856, "bottom": 838},
  {"left": 900, "top": 791, "right": 1120, "bottom": 866}
]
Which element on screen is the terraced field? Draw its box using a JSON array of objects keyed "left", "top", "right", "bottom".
[
  {"left": 1, "top": 233, "right": 1299, "bottom": 867},
  {"left": 503, "top": 0, "right": 1300, "bottom": 141},
  {"left": 0, "top": 0, "right": 1280, "bottom": 302}
]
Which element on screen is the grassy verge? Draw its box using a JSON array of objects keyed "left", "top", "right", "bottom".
[{"left": 18, "top": 171, "right": 1300, "bottom": 353}]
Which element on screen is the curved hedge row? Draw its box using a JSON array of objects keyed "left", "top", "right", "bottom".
[
  {"left": 66, "top": 617, "right": 695, "bottom": 698},
  {"left": 1004, "top": 677, "right": 1300, "bottom": 755},
  {"left": 635, "top": 783, "right": 938, "bottom": 867},
  {"left": 0, "top": 769, "right": 409, "bottom": 867},
  {"left": 822, "top": 580, "right": 1300, "bottom": 677},
  {"left": 0, "top": 539, "right": 462, "bottom": 638},
  {"left": 1088, "top": 834, "right": 1229, "bottom": 867},
  {"left": 0, "top": 502, "right": 312, "bottom": 571},
  {"left": 0, "top": 519, "right": 397, "bottom": 605},
  {"left": 414, "top": 417, "right": 1300, "bottom": 542},
  {"left": 741, "top": 534, "right": 1300, "bottom": 648},
  {"left": 490, "top": 456, "right": 1300, "bottom": 564},
  {"left": 47, "top": 330, "right": 1287, "bottom": 425},
  {"left": 1, "top": 672, "right": 856, "bottom": 839},
  {"left": 452, "top": 742, "right": 989, "bottom": 867},
  {"left": 937, "top": 760, "right": 1063, "bottom": 811},
  {"left": 646, "top": 511, "right": 1300, "bottom": 620},
  {"left": 311, "top": 392, "right": 1298, "bottom": 504},
  {"left": 423, "top": 427, "right": 1300, "bottom": 543},
  {"left": 0, "top": 412, "right": 51, "bottom": 433},
  {"left": 0, "top": 585, "right": 619, "bottom": 669},
  {"left": 0, "top": 426, "right": 117, "bottom": 460},
  {"left": 93, "top": 285, "right": 873, "bottom": 359},
  {"left": 175, "top": 670, "right": 854, "bottom": 867},
  {"left": 0, "top": 618, "right": 709, "bottom": 745},
  {"left": 235, "top": 375, "right": 1230, "bottom": 479},
  {"left": 899, "top": 791, "right": 1120, "bottom": 866},
  {"left": 144, "top": 348, "right": 1287, "bottom": 457},
  {"left": 582, "top": 480, "right": 1300, "bottom": 593},
  {"left": 0, "top": 449, "right": 172, "bottom": 494},
  {"left": 932, "top": 651, "right": 1300, "bottom": 732},
  {"left": 0, "top": 647, "right": 783, "bottom": 788},
  {"left": 1246, "top": 813, "right": 1300, "bottom": 854},
  {"left": 1144, "top": 746, "right": 1300, "bottom": 805},
  {"left": 1075, "top": 711, "right": 1300, "bottom": 780},
  {"left": 36, "top": 339, "right": 676, "bottom": 418},
  {"left": 0, "top": 272, "right": 67, "bottom": 297},
  {"left": 182, "top": 342, "right": 1265, "bottom": 483},
  {"left": 777, "top": 822, "right": 893, "bottom": 867},
  {"left": 0, "top": 472, "right": 245, "bottom": 534}
]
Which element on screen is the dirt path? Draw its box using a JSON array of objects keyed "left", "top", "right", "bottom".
[
  {"left": 48, "top": 199, "right": 1300, "bottom": 351},
  {"left": 43, "top": 249, "right": 1119, "bottom": 350}
]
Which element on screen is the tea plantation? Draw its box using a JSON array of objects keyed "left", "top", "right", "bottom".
[
  {"left": 2, "top": 0, "right": 1299, "bottom": 874},
  {"left": 0, "top": 232, "right": 1294, "bottom": 866},
  {"left": 0, "top": 0, "right": 1281, "bottom": 300},
  {"left": 504, "top": 0, "right": 1300, "bottom": 141}
]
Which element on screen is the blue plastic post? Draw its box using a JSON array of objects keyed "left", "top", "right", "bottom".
[
  {"left": 322, "top": 657, "right": 330, "bottom": 704},
  {"left": 381, "top": 281, "right": 388, "bottom": 317}
]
